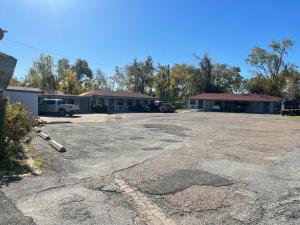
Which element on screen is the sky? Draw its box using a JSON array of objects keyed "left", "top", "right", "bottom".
[{"left": 0, "top": 0, "right": 300, "bottom": 80}]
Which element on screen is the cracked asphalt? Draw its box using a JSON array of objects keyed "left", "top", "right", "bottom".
[{"left": 1, "top": 112, "right": 300, "bottom": 225}]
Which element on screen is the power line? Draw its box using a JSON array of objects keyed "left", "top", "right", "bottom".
[{"left": 3, "top": 38, "right": 118, "bottom": 68}]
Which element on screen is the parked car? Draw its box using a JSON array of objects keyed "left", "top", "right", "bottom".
[
  {"left": 39, "top": 99, "right": 79, "bottom": 116},
  {"left": 281, "top": 100, "right": 300, "bottom": 116},
  {"left": 150, "top": 100, "right": 176, "bottom": 113}
]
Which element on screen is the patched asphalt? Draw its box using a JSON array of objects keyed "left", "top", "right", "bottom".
[
  {"left": 140, "top": 169, "right": 233, "bottom": 195},
  {"left": 1, "top": 112, "right": 300, "bottom": 225}
]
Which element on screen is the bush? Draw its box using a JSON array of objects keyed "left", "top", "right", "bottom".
[
  {"left": 91, "top": 103, "right": 108, "bottom": 113},
  {"left": 1, "top": 100, "right": 38, "bottom": 159}
]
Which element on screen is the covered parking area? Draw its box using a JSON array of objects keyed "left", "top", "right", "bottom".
[{"left": 187, "top": 93, "right": 281, "bottom": 113}]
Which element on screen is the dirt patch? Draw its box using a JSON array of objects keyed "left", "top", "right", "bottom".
[{"left": 140, "top": 169, "right": 233, "bottom": 195}]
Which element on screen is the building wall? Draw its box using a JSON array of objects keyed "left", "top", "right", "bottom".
[
  {"left": 93, "top": 96, "right": 152, "bottom": 113},
  {"left": 3, "top": 90, "right": 39, "bottom": 116},
  {"left": 187, "top": 98, "right": 278, "bottom": 113}
]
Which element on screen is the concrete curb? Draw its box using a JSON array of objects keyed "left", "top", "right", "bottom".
[
  {"left": 39, "top": 132, "right": 50, "bottom": 140},
  {"left": 49, "top": 140, "right": 66, "bottom": 152},
  {"left": 33, "top": 127, "right": 41, "bottom": 133}
]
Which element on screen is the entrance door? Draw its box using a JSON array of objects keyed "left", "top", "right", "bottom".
[{"left": 109, "top": 98, "right": 114, "bottom": 112}]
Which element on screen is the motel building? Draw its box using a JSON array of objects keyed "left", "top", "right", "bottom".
[
  {"left": 3, "top": 86, "right": 155, "bottom": 116},
  {"left": 187, "top": 93, "right": 281, "bottom": 114}
]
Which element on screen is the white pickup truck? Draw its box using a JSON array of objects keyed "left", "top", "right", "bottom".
[{"left": 39, "top": 99, "right": 79, "bottom": 116}]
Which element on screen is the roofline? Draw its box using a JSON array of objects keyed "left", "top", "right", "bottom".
[
  {"left": 4, "top": 88, "right": 43, "bottom": 94},
  {"left": 88, "top": 94, "right": 155, "bottom": 99},
  {"left": 188, "top": 97, "right": 280, "bottom": 102}
]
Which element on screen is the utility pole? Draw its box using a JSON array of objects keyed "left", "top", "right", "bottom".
[{"left": 0, "top": 28, "right": 17, "bottom": 157}]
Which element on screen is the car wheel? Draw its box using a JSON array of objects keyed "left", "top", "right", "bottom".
[{"left": 59, "top": 109, "right": 66, "bottom": 116}]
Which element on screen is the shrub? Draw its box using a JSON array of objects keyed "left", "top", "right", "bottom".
[
  {"left": 1, "top": 100, "right": 38, "bottom": 158},
  {"left": 91, "top": 103, "right": 108, "bottom": 113}
]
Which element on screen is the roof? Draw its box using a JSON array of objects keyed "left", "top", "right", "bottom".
[
  {"left": 6, "top": 86, "right": 65, "bottom": 95},
  {"left": 80, "top": 90, "right": 155, "bottom": 99},
  {"left": 189, "top": 93, "right": 281, "bottom": 102}
]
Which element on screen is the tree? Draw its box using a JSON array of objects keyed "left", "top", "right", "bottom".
[
  {"left": 32, "top": 54, "right": 57, "bottom": 93},
  {"left": 125, "top": 56, "right": 155, "bottom": 94},
  {"left": 212, "top": 64, "right": 243, "bottom": 93},
  {"left": 169, "top": 64, "right": 195, "bottom": 103},
  {"left": 93, "top": 69, "right": 108, "bottom": 90},
  {"left": 26, "top": 68, "right": 40, "bottom": 88},
  {"left": 283, "top": 68, "right": 300, "bottom": 100},
  {"left": 72, "top": 59, "right": 93, "bottom": 82},
  {"left": 57, "top": 58, "right": 70, "bottom": 83},
  {"left": 113, "top": 66, "right": 126, "bottom": 90},
  {"left": 155, "top": 64, "right": 171, "bottom": 100},
  {"left": 246, "top": 39, "right": 295, "bottom": 96},
  {"left": 199, "top": 55, "right": 213, "bottom": 92},
  {"left": 59, "top": 69, "right": 82, "bottom": 95},
  {"left": 9, "top": 77, "right": 23, "bottom": 87}
]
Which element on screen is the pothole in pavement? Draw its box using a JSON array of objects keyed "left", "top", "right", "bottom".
[
  {"left": 139, "top": 169, "right": 233, "bottom": 195},
  {"left": 59, "top": 194, "right": 94, "bottom": 223},
  {"left": 144, "top": 124, "right": 190, "bottom": 137}
]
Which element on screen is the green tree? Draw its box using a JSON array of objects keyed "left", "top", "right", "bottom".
[
  {"left": 155, "top": 64, "right": 171, "bottom": 100},
  {"left": 200, "top": 55, "right": 213, "bottom": 92},
  {"left": 246, "top": 39, "right": 295, "bottom": 96},
  {"left": 72, "top": 59, "right": 93, "bottom": 82},
  {"left": 212, "top": 64, "right": 243, "bottom": 93},
  {"left": 169, "top": 64, "right": 195, "bottom": 103}
]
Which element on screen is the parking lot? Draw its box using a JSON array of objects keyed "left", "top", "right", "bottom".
[{"left": 1, "top": 112, "right": 300, "bottom": 225}]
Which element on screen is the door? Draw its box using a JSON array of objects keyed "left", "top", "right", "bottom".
[{"left": 109, "top": 98, "right": 114, "bottom": 112}]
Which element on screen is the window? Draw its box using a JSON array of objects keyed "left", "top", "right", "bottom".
[
  {"left": 117, "top": 99, "right": 124, "bottom": 106},
  {"left": 190, "top": 100, "right": 196, "bottom": 105},
  {"left": 127, "top": 99, "right": 133, "bottom": 106},
  {"left": 143, "top": 100, "right": 148, "bottom": 105},
  {"left": 57, "top": 100, "right": 66, "bottom": 105},
  {"left": 67, "top": 99, "right": 75, "bottom": 104},
  {"left": 46, "top": 100, "right": 56, "bottom": 105}
]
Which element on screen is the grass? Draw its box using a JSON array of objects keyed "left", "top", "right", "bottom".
[
  {"left": 0, "top": 153, "right": 30, "bottom": 177},
  {"left": 0, "top": 143, "right": 45, "bottom": 177}
]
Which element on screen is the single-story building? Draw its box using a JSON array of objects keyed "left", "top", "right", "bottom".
[
  {"left": 187, "top": 93, "right": 281, "bottom": 113},
  {"left": 80, "top": 90, "right": 156, "bottom": 113},
  {"left": 3, "top": 86, "right": 44, "bottom": 116},
  {"left": 4, "top": 86, "right": 156, "bottom": 115}
]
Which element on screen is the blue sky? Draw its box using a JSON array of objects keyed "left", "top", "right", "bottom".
[{"left": 0, "top": 0, "right": 299, "bottom": 79}]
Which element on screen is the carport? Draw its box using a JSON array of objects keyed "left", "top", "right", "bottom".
[{"left": 187, "top": 93, "right": 281, "bottom": 113}]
